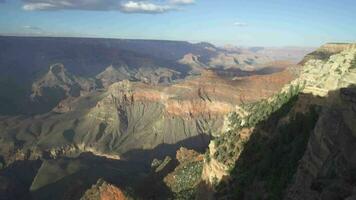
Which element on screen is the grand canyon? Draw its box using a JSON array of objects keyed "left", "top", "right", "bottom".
[
  {"left": 1, "top": 0, "right": 356, "bottom": 199},
  {"left": 0, "top": 36, "right": 355, "bottom": 200}
]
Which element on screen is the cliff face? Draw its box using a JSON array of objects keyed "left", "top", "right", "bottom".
[
  {"left": 30, "top": 64, "right": 100, "bottom": 113},
  {"left": 0, "top": 67, "right": 293, "bottom": 167},
  {"left": 285, "top": 47, "right": 356, "bottom": 199},
  {"left": 300, "top": 43, "right": 356, "bottom": 65},
  {"left": 170, "top": 44, "right": 356, "bottom": 199},
  {"left": 96, "top": 64, "right": 182, "bottom": 88},
  {"left": 0, "top": 36, "right": 330, "bottom": 199},
  {"left": 0, "top": 62, "right": 297, "bottom": 200},
  {"left": 319, "top": 43, "right": 356, "bottom": 53},
  {"left": 300, "top": 48, "right": 356, "bottom": 96},
  {"left": 286, "top": 89, "right": 356, "bottom": 200}
]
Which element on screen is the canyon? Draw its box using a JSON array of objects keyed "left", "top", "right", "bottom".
[{"left": 1, "top": 36, "right": 355, "bottom": 200}]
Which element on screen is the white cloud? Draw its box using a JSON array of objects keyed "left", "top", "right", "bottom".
[
  {"left": 234, "top": 22, "right": 248, "bottom": 27},
  {"left": 22, "top": 0, "right": 119, "bottom": 11},
  {"left": 120, "top": 1, "right": 173, "bottom": 13},
  {"left": 170, "top": 0, "right": 194, "bottom": 5},
  {"left": 23, "top": 3, "right": 57, "bottom": 10},
  {"left": 21, "top": 0, "right": 194, "bottom": 13},
  {"left": 23, "top": 25, "right": 42, "bottom": 31},
  {"left": 23, "top": 25, "right": 44, "bottom": 34}
]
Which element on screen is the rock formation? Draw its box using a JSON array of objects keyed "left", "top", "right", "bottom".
[
  {"left": 81, "top": 179, "right": 128, "bottom": 200},
  {"left": 160, "top": 43, "right": 356, "bottom": 199},
  {"left": 2, "top": 36, "right": 346, "bottom": 200}
]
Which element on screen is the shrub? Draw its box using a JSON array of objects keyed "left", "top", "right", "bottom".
[
  {"left": 350, "top": 55, "right": 356, "bottom": 69},
  {"left": 169, "top": 161, "right": 203, "bottom": 193},
  {"left": 213, "top": 83, "right": 303, "bottom": 166}
]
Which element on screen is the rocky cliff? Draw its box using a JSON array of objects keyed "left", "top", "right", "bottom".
[
  {"left": 285, "top": 46, "right": 356, "bottom": 200},
  {"left": 0, "top": 37, "right": 327, "bottom": 200},
  {"left": 81, "top": 179, "right": 129, "bottom": 200},
  {"left": 30, "top": 63, "right": 100, "bottom": 113},
  {"left": 0, "top": 62, "right": 295, "bottom": 199},
  {"left": 300, "top": 43, "right": 356, "bottom": 65},
  {"left": 161, "top": 43, "right": 356, "bottom": 199}
]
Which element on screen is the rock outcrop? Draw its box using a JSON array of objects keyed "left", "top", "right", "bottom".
[
  {"left": 31, "top": 64, "right": 99, "bottom": 99},
  {"left": 96, "top": 64, "right": 181, "bottom": 88},
  {"left": 170, "top": 44, "right": 356, "bottom": 199},
  {"left": 300, "top": 47, "right": 356, "bottom": 96},
  {"left": 300, "top": 43, "right": 356, "bottom": 65},
  {"left": 81, "top": 179, "right": 128, "bottom": 200},
  {"left": 285, "top": 46, "right": 356, "bottom": 199},
  {"left": 164, "top": 148, "right": 204, "bottom": 198},
  {"left": 0, "top": 36, "right": 328, "bottom": 199},
  {"left": 30, "top": 63, "right": 100, "bottom": 113}
]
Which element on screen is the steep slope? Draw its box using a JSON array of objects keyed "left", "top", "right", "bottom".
[
  {"left": 96, "top": 65, "right": 134, "bottom": 88},
  {"left": 161, "top": 44, "right": 356, "bottom": 199},
  {"left": 0, "top": 69, "right": 293, "bottom": 164},
  {"left": 285, "top": 46, "right": 356, "bottom": 200},
  {"left": 178, "top": 54, "right": 208, "bottom": 75},
  {"left": 96, "top": 64, "right": 181, "bottom": 88},
  {"left": 30, "top": 63, "right": 100, "bottom": 113},
  {"left": 299, "top": 43, "right": 356, "bottom": 65},
  {"left": 0, "top": 66, "right": 295, "bottom": 200},
  {"left": 211, "top": 45, "right": 356, "bottom": 199},
  {"left": 0, "top": 37, "right": 308, "bottom": 199},
  {"left": 30, "top": 62, "right": 182, "bottom": 114}
]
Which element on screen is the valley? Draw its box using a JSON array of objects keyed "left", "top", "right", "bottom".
[{"left": 1, "top": 36, "right": 355, "bottom": 200}]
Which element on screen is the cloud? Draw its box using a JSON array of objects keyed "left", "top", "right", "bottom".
[
  {"left": 234, "top": 22, "right": 248, "bottom": 27},
  {"left": 23, "top": 25, "right": 43, "bottom": 31},
  {"left": 22, "top": 0, "right": 119, "bottom": 11},
  {"left": 21, "top": 0, "right": 194, "bottom": 13},
  {"left": 120, "top": 1, "right": 173, "bottom": 13},
  {"left": 23, "top": 25, "right": 44, "bottom": 34},
  {"left": 169, "top": 0, "right": 194, "bottom": 5},
  {"left": 23, "top": 3, "right": 57, "bottom": 10}
]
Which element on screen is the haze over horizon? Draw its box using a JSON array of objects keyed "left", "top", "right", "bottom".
[{"left": 1, "top": 0, "right": 356, "bottom": 47}]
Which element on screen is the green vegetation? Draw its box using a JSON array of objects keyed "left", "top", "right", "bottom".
[
  {"left": 243, "top": 83, "right": 302, "bottom": 128},
  {"left": 307, "top": 50, "right": 334, "bottom": 62},
  {"left": 213, "top": 83, "right": 303, "bottom": 166},
  {"left": 219, "top": 106, "right": 320, "bottom": 200},
  {"left": 335, "top": 68, "right": 342, "bottom": 74},
  {"left": 168, "top": 161, "right": 203, "bottom": 193},
  {"left": 155, "top": 156, "right": 172, "bottom": 172},
  {"left": 151, "top": 158, "right": 162, "bottom": 168},
  {"left": 171, "top": 188, "right": 198, "bottom": 200},
  {"left": 204, "top": 150, "right": 211, "bottom": 163},
  {"left": 350, "top": 55, "right": 356, "bottom": 69}
]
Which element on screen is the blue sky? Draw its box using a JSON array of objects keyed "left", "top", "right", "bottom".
[{"left": 0, "top": 0, "right": 355, "bottom": 46}]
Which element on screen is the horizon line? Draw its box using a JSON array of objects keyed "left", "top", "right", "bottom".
[{"left": 0, "top": 34, "right": 327, "bottom": 48}]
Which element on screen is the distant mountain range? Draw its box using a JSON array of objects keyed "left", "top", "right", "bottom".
[{"left": 0, "top": 36, "right": 313, "bottom": 115}]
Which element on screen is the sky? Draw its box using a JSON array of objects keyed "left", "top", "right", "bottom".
[{"left": 0, "top": 0, "right": 355, "bottom": 47}]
